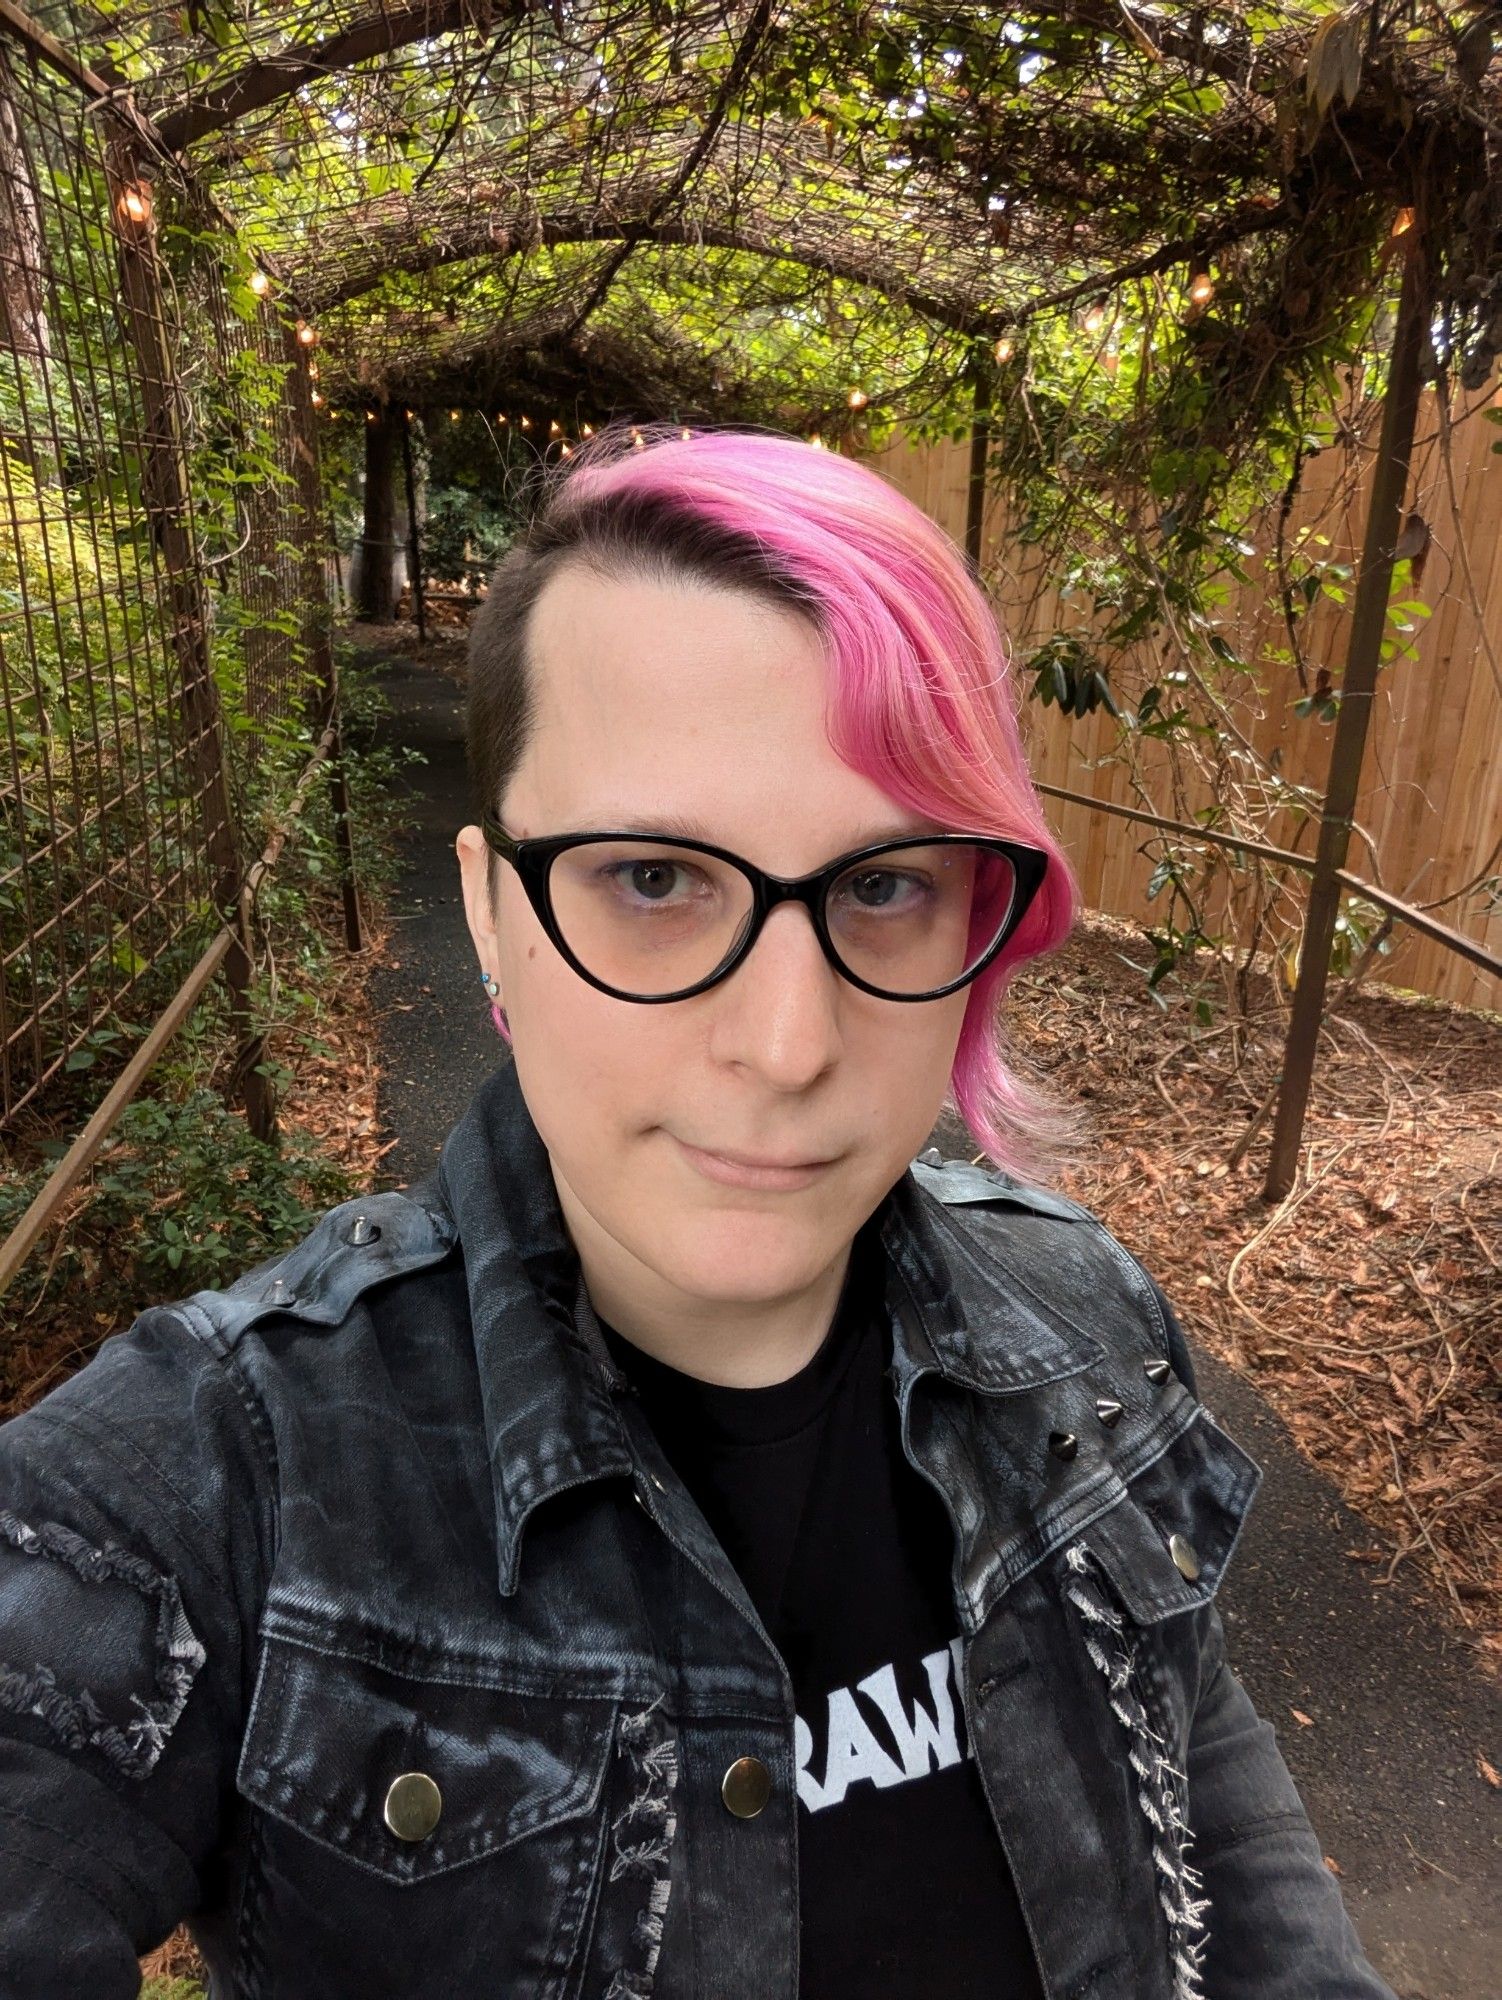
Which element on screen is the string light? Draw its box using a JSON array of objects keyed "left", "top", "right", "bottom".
[
  {"left": 519, "top": 415, "right": 531, "bottom": 429},
  {"left": 1188, "top": 271, "right": 1215, "bottom": 306},
  {"left": 496, "top": 413, "right": 508, "bottom": 424},
  {"left": 847, "top": 387, "right": 868, "bottom": 409},
  {"left": 365, "top": 409, "right": 378, "bottom": 423},
  {"left": 308, "top": 362, "right": 319, "bottom": 382},
  {"left": 582, "top": 423, "right": 594, "bottom": 436},
  {"left": 994, "top": 336, "right": 1015, "bottom": 363},
  {"left": 295, "top": 321, "right": 318, "bottom": 347},
  {"left": 1082, "top": 297, "right": 1107, "bottom": 338},
  {"left": 405, "top": 408, "right": 415, "bottom": 419},
  {"left": 1390, "top": 207, "right": 1415, "bottom": 238},
  {"left": 560, "top": 441, "right": 572, "bottom": 455},
  {"left": 549, "top": 419, "right": 561, "bottom": 435},
  {"left": 311, "top": 391, "right": 324, "bottom": 407},
  {"left": 809, "top": 433, "right": 825, "bottom": 448},
  {"left": 450, "top": 409, "right": 461, "bottom": 422},
  {"left": 248, "top": 268, "right": 270, "bottom": 297},
  {"left": 630, "top": 426, "right": 642, "bottom": 441},
  {"left": 117, "top": 184, "right": 152, "bottom": 226}
]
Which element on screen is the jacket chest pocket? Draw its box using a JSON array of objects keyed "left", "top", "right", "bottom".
[
  {"left": 234, "top": 1634, "right": 619, "bottom": 1999},
  {"left": 1058, "top": 1406, "right": 1263, "bottom": 1753}
]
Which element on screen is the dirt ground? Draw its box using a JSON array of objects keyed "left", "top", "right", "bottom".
[{"left": 1005, "top": 914, "right": 1501, "bottom": 1695}]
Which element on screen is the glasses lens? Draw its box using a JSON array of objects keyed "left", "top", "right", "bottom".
[
  {"left": 824, "top": 841, "right": 1018, "bottom": 996},
  {"left": 549, "top": 838, "right": 1019, "bottom": 999},
  {"left": 549, "top": 840, "right": 757, "bottom": 999}
]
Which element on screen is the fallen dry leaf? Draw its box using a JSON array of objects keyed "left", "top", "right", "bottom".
[
  {"left": 1478, "top": 1753, "right": 1500, "bottom": 1789},
  {"left": 1291, "top": 1708, "right": 1315, "bottom": 1727},
  {"left": 1322, "top": 1854, "right": 1344, "bottom": 1876}
]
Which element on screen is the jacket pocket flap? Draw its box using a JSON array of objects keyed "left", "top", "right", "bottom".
[
  {"left": 236, "top": 1635, "right": 619, "bottom": 1883},
  {"left": 1083, "top": 1410, "right": 1264, "bottom": 1625}
]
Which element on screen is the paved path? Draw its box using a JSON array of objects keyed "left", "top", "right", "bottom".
[{"left": 359, "top": 647, "right": 1499, "bottom": 1999}]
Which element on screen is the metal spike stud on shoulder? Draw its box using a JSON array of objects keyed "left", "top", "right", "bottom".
[
  {"left": 1143, "top": 1356, "right": 1174, "bottom": 1385},
  {"left": 1095, "top": 1397, "right": 1125, "bottom": 1428},
  {"left": 918, "top": 1147, "right": 944, "bottom": 1166},
  {"left": 348, "top": 1211, "right": 381, "bottom": 1246},
  {"left": 264, "top": 1275, "right": 294, "bottom": 1305},
  {"left": 1048, "top": 1430, "right": 1079, "bottom": 1462}
]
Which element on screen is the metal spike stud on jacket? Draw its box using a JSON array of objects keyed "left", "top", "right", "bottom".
[{"left": 0, "top": 1057, "right": 1397, "bottom": 2000}]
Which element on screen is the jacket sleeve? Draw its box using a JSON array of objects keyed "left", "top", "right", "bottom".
[
  {"left": 1187, "top": 1603, "right": 1397, "bottom": 1998},
  {"left": 0, "top": 1304, "right": 268, "bottom": 1998}
]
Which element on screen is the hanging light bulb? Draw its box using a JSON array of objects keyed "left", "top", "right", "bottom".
[
  {"left": 809, "top": 433, "right": 825, "bottom": 448},
  {"left": 549, "top": 419, "right": 561, "bottom": 435},
  {"left": 582, "top": 423, "right": 594, "bottom": 436},
  {"left": 1390, "top": 207, "right": 1415, "bottom": 239},
  {"left": 1188, "top": 271, "right": 1215, "bottom": 306},
  {"left": 633, "top": 434, "right": 644, "bottom": 447},
  {"left": 847, "top": 387, "right": 868, "bottom": 409},
  {"left": 680, "top": 428, "right": 692, "bottom": 439},
  {"left": 1082, "top": 297, "right": 1107, "bottom": 338},
  {"left": 450, "top": 409, "right": 461, "bottom": 422},
  {"left": 560, "top": 441, "right": 572, "bottom": 456},
  {"left": 630, "top": 426, "right": 642, "bottom": 441},
  {"left": 308, "top": 362, "right": 319, "bottom": 382},
  {"left": 117, "top": 183, "right": 152, "bottom": 226},
  {"left": 994, "top": 335, "right": 1015, "bottom": 363},
  {"left": 496, "top": 413, "right": 508, "bottom": 424},
  {"left": 248, "top": 268, "right": 270, "bottom": 297},
  {"left": 296, "top": 321, "right": 318, "bottom": 347},
  {"left": 311, "top": 391, "right": 324, "bottom": 407},
  {"left": 365, "top": 409, "right": 378, "bottom": 423},
  {"left": 519, "top": 415, "right": 532, "bottom": 429},
  {"left": 405, "top": 408, "right": 415, "bottom": 419}
]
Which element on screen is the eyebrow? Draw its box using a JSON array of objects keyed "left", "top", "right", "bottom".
[{"left": 582, "top": 812, "right": 948, "bottom": 850}]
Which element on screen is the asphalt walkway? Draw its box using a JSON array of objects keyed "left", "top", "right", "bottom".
[{"left": 359, "top": 645, "right": 1499, "bottom": 2000}]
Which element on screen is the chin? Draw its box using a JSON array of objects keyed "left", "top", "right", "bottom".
[{"left": 654, "top": 1211, "right": 837, "bottom": 1300}]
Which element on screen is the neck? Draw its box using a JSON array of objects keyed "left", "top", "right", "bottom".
[{"left": 557, "top": 1187, "right": 856, "bottom": 1388}]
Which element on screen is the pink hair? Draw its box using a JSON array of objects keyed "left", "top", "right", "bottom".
[{"left": 484, "top": 422, "right": 1081, "bottom": 1181}]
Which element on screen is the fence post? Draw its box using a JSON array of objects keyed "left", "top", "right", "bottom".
[
  {"left": 101, "top": 127, "right": 276, "bottom": 1140},
  {"left": 1263, "top": 230, "right": 1431, "bottom": 1201},
  {"left": 283, "top": 317, "right": 363, "bottom": 954},
  {"left": 355, "top": 400, "right": 397, "bottom": 620}
]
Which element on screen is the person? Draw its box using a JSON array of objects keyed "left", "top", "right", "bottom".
[{"left": 0, "top": 422, "right": 1396, "bottom": 2000}]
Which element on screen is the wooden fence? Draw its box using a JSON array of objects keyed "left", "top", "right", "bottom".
[{"left": 869, "top": 392, "right": 1502, "bottom": 1012}]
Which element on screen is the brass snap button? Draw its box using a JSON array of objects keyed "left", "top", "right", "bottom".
[
  {"left": 1169, "top": 1533, "right": 1201, "bottom": 1581},
  {"left": 383, "top": 1771, "right": 443, "bottom": 1841},
  {"left": 720, "top": 1755, "right": 772, "bottom": 1819}
]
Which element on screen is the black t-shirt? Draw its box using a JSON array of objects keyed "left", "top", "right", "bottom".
[{"left": 596, "top": 1219, "right": 1046, "bottom": 1998}]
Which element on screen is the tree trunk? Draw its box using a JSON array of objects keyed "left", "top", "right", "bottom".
[{"left": 355, "top": 405, "right": 397, "bottom": 621}]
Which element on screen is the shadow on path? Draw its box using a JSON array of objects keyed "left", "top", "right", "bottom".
[{"left": 362, "top": 646, "right": 1500, "bottom": 2000}]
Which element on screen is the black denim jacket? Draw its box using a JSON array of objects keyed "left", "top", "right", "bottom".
[{"left": 0, "top": 1057, "right": 1397, "bottom": 1999}]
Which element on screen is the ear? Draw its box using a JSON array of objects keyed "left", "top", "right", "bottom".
[{"left": 455, "top": 824, "right": 503, "bottom": 1002}]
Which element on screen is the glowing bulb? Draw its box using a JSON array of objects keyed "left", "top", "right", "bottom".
[
  {"left": 630, "top": 427, "right": 641, "bottom": 441},
  {"left": 366, "top": 410, "right": 378, "bottom": 423},
  {"left": 633, "top": 435, "right": 644, "bottom": 447},
  {"left": 405, "top": 408, "right": 414, "bottom": 419},
  {"left": 311, "top": 391, "right": 324, "bottom": 407},
  {"left": 450, "top": 409, "right": 461, "bottom": 422},
  {"left": 308, "top": 362, "right": 319, "bottom": 381},
  {"left": 994, "top": 336, "right": 1015, "bottom": 363},
  {"left": 560, "top": 441, "right": 572, "bottom": 455},
  {"left": 549, "top": 419, "right": 561, "bottom": 435},
  {"left": 1188, "top": 271, "right": 1215, "bottom": 305},
  {"left": 248, "top": 269, "right": 270, "bottom": 297},
  {"left": 582, "top": 423, "right": 594, "bottom": 436},
  {"left": 847, "top": 387, "right": 868, "bottom": 409},
  {"left": 496, "top": 413, "right": 507, "bottom": 423},
  {"left": 117, "top": 184, "right": 151, "bottom": 226},
  {"left": 1082, "top": 299, "right": 1107, "bottom": 338},
  {"left": 296, "top": 321, "right": 317, "bottom": 346},
  {"left": 520, "top": 415, "right": 531, "bottom": 429},
  {"left": 680, "top": 428, "right": 692, "bottom": 440},
  {"left": 1390, "top": 207, "right": 1415, "bottom": 238},
  {"left": 809, "top": 434, "right": 824, "bottom": 448}
]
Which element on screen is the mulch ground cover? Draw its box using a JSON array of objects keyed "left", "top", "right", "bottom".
[{"left": 1007, "top": 913, "right": 1501, "bottom": 1691}]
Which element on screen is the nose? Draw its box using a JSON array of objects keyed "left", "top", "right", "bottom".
[{"left": 712, "top": 900, "right": 843, "bottom": 1079}]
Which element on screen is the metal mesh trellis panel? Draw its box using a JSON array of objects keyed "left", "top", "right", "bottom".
[{"left": 0, "top": 23, "right": 328, "bottom": 1127}]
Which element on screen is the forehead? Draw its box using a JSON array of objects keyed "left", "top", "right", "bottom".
[{"left": 513, "top": 564, "right": 938, "bottom": 850}]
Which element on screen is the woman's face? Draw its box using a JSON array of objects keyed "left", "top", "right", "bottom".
[{"left": 455, "top": 562, "right": 970, "bottom": 1334}]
